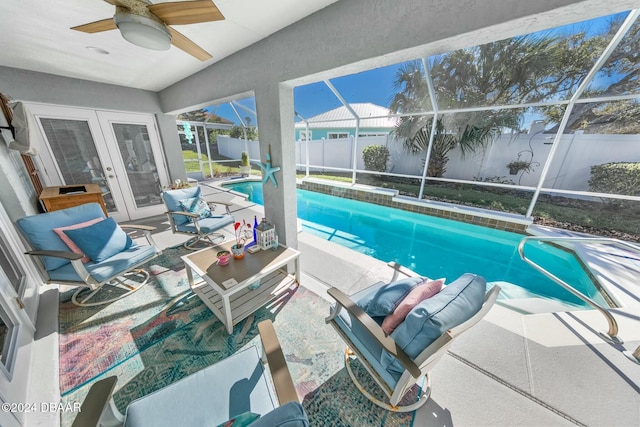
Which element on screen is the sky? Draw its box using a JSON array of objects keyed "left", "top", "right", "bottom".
[
  {"left": 204, "top": 11, "right": 629, "bottom": 130},
  {"left": 206, "top": 63, "right": 401, "bottom": 124}
]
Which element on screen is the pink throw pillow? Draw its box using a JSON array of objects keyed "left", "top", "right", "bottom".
[
  {"left": 381, "top": 278, "right": 445, "bottom": 335},
  {"left": 53, "top": 218, "right": 104, "bottom": 263}
]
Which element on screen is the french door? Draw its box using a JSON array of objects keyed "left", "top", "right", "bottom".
[{"left": 27, "top": 104, "right": 170, "bottom": 221}]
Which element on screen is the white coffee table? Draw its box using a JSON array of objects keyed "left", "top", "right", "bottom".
[{"left": 182, "top": 241, "right": 300, "bottom": 334}]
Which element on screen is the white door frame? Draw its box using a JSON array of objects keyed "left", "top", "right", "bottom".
[{"left": 25, "top": 102, "right": 170, "bottom": 221}]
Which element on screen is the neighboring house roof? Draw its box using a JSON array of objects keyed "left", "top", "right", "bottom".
[
  {"left": 206, "top": 113, "right": 234, "bottom": 125},
  {"left": 295, "top": 103, "right": 399, "bottom": 129}
]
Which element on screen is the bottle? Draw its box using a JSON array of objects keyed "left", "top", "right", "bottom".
[{"left": 253, "top": 216, "right": 258, "bottom": 242}]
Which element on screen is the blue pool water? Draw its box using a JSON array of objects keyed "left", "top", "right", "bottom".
[{"left": 225, "top": 181, "right": 607, "bottom": 308}]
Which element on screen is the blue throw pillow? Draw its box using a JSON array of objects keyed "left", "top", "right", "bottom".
[
  {"left": 356, "top": 276, "right": 424, "bottom": 317},
  {"left": 380, "top": 273, "right": 486, "bottom": 378},
  {"left": 250, "top": 402, "right": 309, "bottom": 427},
  {"left": 178, "top": 197, "right": 211, "bottom": 220},
  {"left": 63, "top": 217, "right": 134, "bottom": 263}
]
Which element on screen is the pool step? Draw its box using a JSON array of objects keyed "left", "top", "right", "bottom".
[
  {"left": 489, "top": 280, "right": 583, "bottom": 314},
  {"left": 497, "top": 297, "right": 582, "bottom": 314}
]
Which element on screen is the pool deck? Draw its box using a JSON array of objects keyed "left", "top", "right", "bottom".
[
  {"left": 31, "top": 178, "right": 639, "bottom": 426},
  {"left": 199, "top": 179, "right": 640, "bottom": 426}
]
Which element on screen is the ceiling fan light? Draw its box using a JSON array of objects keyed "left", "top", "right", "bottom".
[{"left": 114, "top": 13, "right": 171, "bottom": 51}]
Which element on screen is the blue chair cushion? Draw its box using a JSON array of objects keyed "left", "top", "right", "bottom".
[
  {"left": 331, "top": 306, "right": 400, "bottom": 391},
  {"left": 47, "top": 244, "right": 158, "bottom": 283},
  {"left": 16, "top": 203, "right": 107, "bottom": 271},
  {"left": 62, "top": 217, "right": 134, "bottom": 263},
  {"left": 250, "top": 402, "right": 309, "bottom": 427},
  {"left": 381, "top": 273, "right": 486, "bottom": 379},
  {"left": 175, "top": 215, "right": 234, "bottom": 234},
  {"left": 162, "top": 186, "right": 201, "bottom": 226},
  {"left": 356, "top": 276, "right": 424, "bottom": 317},
  {"left": 123, "top": 346, "right": 277, "bottom": 427},
  {"left": 178, "top": 196, "right": 211, "bottom": 220}
]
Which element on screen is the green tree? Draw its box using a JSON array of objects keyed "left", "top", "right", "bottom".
[
  {"left": 543, "top": 17, "right": 640, "bottom": 133},
  {"left": 229, "top": 125, "right": 259, "bottom": 140},
  {"left": 177, "top": 108, "right": 208, "bottom": 122},
  {"left": 389, "top": 38, "right": 548, "bottom": 177},
  {"left": 389, "top": 17, "right": 640, "bottom": 177}
]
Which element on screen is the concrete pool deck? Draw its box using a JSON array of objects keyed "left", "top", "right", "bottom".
[
  {"left": 200, "top": 179, "right": 640, "bottom": 426},
  {"left": 29, "top": 179, "right": 636, "bottom": 426}
]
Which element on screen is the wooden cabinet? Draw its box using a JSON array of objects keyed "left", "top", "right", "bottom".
[{"left": 39, "top": 184, "right": 108, "bottom": 216}]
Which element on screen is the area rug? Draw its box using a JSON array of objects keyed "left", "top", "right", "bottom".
[{"left": 59, "top": 246, "right": 416, "bottom": 427}]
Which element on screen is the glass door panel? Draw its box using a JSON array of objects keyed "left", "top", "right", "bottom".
[
  {"left": 28, "top": 103, "right": 131, "bottom": 221},
  {"left": 112, "top": 123, "right": 163, "bottom": 208},
  {"left": 97, "top": 111, "right": 169, "bottom": 219},
  {"left": 39, "top": 118, "right": 117, "bottom": 212}
]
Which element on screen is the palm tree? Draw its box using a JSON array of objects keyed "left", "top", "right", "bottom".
[{"left": 389, "top": 35, "right": 560, "bottom": 177}]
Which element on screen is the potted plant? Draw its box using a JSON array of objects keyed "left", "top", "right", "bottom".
[
  {"left": 239, "top": 151, "right": 251, "bottom": 176},
  {"left": 166, "top": 179, "right": 192, "bottom": 190},
  {"left": 230, "top": 220, "right": 252, "bottom": 259},
  {"left": 506, "top": 160, "right": 531, "bottom": 175}
]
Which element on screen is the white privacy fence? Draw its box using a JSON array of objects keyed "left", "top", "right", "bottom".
[{"left": 217, "top": 132, "right": 640, "bottom": 192}]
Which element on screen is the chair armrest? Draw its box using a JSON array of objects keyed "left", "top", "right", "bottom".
[
  {"left": 120, "top": 224, "right": 160, "bottom": 249},
  {"left": 326, "top": 287, "right": 421, "bottom": 378},
  {"left": 387, "top": 261, "right": 420, "bottom": 282},
  {"left": 258, "top": 320, "right": 298, "bottom": 405},
  {"left": 120, "top": 224, "right": 156, "bottom": 232},
  {"left": 71, "top": 376, "right": 123, "bottom": 427},
  {"left": 166, "top": 210, "right": 199, "bottom": 218},
  {"left": 25, "top": 250, "right": 83, "bottom": 261},
  {"left": 205, "top": 199, "right": 233, "bottom": 215},
  {"left": 205, "top": 199, "right": 234, "bottom": 207}
]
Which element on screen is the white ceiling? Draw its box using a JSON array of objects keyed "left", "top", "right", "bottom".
[{"left": 0, "top": 0, "right": 338, "bottom": 91}]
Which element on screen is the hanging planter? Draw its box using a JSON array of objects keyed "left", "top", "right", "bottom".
[{"left": 506, "top": 160, "right": 531, "bottom": 175}]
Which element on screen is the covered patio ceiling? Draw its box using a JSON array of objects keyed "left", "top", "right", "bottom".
[{"left": 0, "top": 0, "right": 338, "bottom": 91}]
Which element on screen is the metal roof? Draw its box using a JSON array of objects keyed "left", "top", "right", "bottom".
[{"left": 295, "top": 103, "right": 399, "bottom": 129}]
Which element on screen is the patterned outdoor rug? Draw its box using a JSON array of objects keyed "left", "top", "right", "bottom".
[{"left": 59, "top": 246, "right": 416, "bottom": 427}]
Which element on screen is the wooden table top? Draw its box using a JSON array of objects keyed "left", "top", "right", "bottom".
[{"left": 182, "top": 241, "right": 300, "bottom": 290}]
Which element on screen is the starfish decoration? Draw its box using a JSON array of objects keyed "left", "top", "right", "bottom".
[{"left": 256, "top": 144, "right": 281, "bottom": 188}]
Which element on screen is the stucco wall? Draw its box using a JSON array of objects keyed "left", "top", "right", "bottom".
[{"left": 0, "top": 66, "right": 185, "bottom": 219}]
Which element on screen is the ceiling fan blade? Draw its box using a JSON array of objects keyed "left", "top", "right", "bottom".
[
  {"left": 71, "top": 18, "right": 117, "bottom": 33},
  {"left": 148, "top": 0, "right": 224, "bottom": 25},
  {"left": 169, "top": 27, "right": 212, "bottom": 61}
]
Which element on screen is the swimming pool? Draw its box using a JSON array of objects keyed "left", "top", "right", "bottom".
[{"left": 224, "top": 180, "right": 608, "bottom": 308}]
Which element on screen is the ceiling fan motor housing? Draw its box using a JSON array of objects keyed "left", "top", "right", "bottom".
[{"left": 114, "top": 6, "right": 172, "bottom": 51}]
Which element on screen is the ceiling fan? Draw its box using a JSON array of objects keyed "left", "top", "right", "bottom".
[{"left": 71, "top": 0, "right": 224, "bottom": 61}]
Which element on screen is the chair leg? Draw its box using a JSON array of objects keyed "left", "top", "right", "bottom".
[
  {"left": 183, "top": 233, "right": 226, "bottom": 250},
  {"left": 344, "top": 347, "right": 431, "bottom": 413},
  {"left": 71, "top": 269, "right": 151, "bottom": 307}
]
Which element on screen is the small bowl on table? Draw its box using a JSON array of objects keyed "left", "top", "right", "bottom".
[{"left": 217, "top": 250, "right": 231, "bottom": 266}]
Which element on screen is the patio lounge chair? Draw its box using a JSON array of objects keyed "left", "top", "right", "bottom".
[
  {"left": 16, "top": 203, "right": 160, "bottom": 306},
  {"left": 162, "top": 186, "right": 235, "bottom": 249},
  {"left": 326, "top": 262, "right": 500, "bottom": 412},
  {"left": 72, "top": 320, "right": 309, "bottom": 427}
]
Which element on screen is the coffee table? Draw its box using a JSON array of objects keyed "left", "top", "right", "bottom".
[{"left": 182, "top": 241, "right": 300, "bottom": 334}]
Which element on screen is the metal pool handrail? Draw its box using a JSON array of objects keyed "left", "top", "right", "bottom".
[{"left": 517, "top": 236, "right": 640, "bottom": 351}]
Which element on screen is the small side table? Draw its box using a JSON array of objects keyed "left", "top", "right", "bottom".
[
  {"left": 182, "top": 242, "right": 300, "bottom": 334},
  {"left": 39, "top": 184, "right": 108, "bottom": 216}
]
